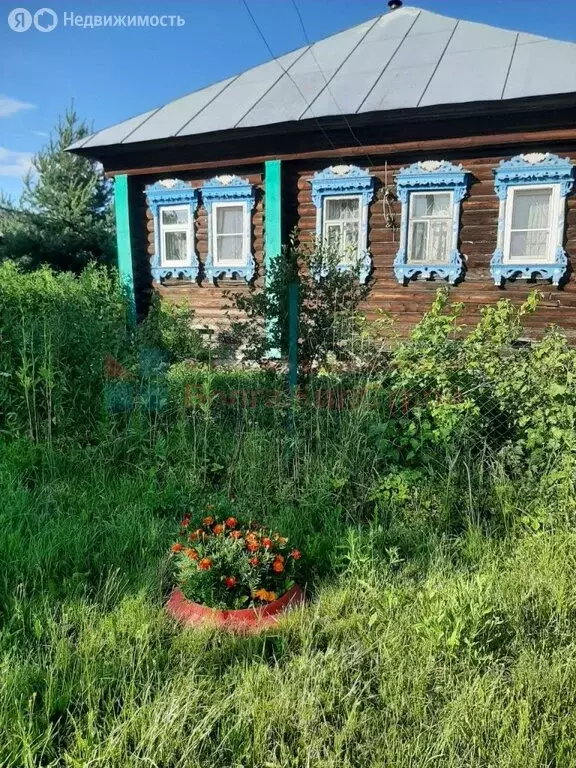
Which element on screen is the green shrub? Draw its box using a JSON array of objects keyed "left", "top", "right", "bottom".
[{"left": 0, "top": 262, "right": 129, "bottom": 439}]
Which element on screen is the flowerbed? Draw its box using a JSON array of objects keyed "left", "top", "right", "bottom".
[{"left": 169, "top": 508, "right": 304, "bottom": 614}]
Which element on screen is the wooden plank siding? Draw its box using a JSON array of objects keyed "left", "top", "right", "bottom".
[
  {"left": 293, "top": 149, "right": 576, "bottom": 339},
  {"left": 132, "top": 169, "right": 265, "bottom": 330},
  {"left": 134, "top": 144, "right": 576, "bottom": 341}
]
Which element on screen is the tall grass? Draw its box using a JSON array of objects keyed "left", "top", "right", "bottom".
[{"left": 0, "top": 262, "right": 130, "bottom": 440}]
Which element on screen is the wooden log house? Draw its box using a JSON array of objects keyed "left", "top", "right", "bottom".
[{"left": 69, "top": 2, "right": 576, "bottom": 339}]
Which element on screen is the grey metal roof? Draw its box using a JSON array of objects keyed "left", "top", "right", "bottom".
[{"left": 70, "top": 5, "right": 576, "bottom": 152}]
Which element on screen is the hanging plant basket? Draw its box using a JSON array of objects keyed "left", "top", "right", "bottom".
[{"left": 167, "top": 584, "right": 305, "bottom": 634}]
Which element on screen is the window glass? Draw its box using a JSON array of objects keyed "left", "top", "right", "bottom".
[
  {"left": 411, "top": 192, "right": 451, "bottom": 219},
  {"left": 325, "top": 197, "right": 360, "bottom": 222},
  {"left": 161, "top": 208, "right": 189, "bottom": 226},
  {"left": 215, "top": 204, "right": 245, "bottom": 264},
  {"left": 216, "top": 234, "right": 243, "bottom": 263},
  {"left": 508, "top": 189, "right": 552, "bottom": 262},
  {"left": 216, "top": 205, "right": 243, "bottom": 235},
  {"left": 408, "top": 192, "right": 452, "bottom": 264},
  {"left": 164, "top": 231, "right": 188, "bottom": 262},
  {"left": 323, "top": 197, "right": 361, "bottom": 263}
]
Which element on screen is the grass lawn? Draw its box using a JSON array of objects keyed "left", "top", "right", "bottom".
[
  {"left": 3, "top": 434, "right": 576, "bottom": 767},
  {"left": 3, "top": 266, "right": 576, "bottom": 766}
]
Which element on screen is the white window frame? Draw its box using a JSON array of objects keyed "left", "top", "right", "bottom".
[
  {"left": 321, "top": 194, "right": 363, "bottom": 265},
  {"left": 502, "top": 184, "right": 561, "bottom": 265},
  {"left": 211, "top": 200, "right": 251, "bottom": 269},
  {"left": 406, "top": 190, "right": 454, "bottom": 265},
  {"left": 159, "top": 204, "right": 193, "bottom": 268}
]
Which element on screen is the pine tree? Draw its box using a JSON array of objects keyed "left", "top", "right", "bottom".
[{"left": 0, "top": 107, "right": 115, "bottom": 271}]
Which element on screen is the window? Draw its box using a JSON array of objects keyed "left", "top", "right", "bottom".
[
  {"left": 160, "top": 206, "right": 192, "bottom": 267},
  {"left": 394, "top": 161, "right": 469, "bottom": 285},
  {"left": 146, "top": 179, "right": 199, "bottom": 281},
  {"left": 213, "top": 203, "right": 247, "bottom": 267},
  {"left": 202, "top": 175, "right": 255, "bottom": 282},
  {"left": 322, "top": 196, "right": 361, "bottom": 265},
  {"left": 503, "top": 186, "right": 557, "bottom": 264},
  {"left": 407, "top": 192, "right": 453, "bottom": 264},
  {"left": 491, "top": 153, "right": 574, "bottom": 287},
  {"left": 310, "top": 165, "right": 375, "bottom": 283},
  {"left": 394, "top": 160, "right": 469, "bottom": 285}
]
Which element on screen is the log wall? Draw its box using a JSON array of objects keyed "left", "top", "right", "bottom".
[
  {"left": 132, "top": 143, "right": 576, "bottom": 340},
  {"left": 294, "top": 149, "right": 576, "bottom": 338}
]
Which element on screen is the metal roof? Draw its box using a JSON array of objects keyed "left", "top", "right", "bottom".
[{"left": 70, "top": 5, "right": 576, "bottom": 152}]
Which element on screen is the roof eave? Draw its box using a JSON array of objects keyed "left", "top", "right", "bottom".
[{"left": 68, "top": 92, "right": 576, "bottom": 170}]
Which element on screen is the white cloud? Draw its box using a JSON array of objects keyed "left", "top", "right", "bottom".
[
  {"left": 0, "top": 147, "right": 34, "bottom": 177},
  {"left": 0, "top": 96, "right": 36, "bottom": 118},
  {"left": 32, "top": 130, "right": 48, "bottom": 138}
]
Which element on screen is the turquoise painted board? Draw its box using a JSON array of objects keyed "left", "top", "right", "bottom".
[
  {"left": 114, "top": 174, "right": 136, "bottom": 323},
  {"left": 265, "top": 160, "right": 282, "bottom": 357}
]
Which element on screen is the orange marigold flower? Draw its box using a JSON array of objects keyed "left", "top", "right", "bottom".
[
  {"left": 225, "top": 516, "right": 238, "bottom": 529},
  {"left": 291, "top": 549, "right": 302, "bottom": 560},
  {"left": 253, "top": 588, "right": 269, "bottom": 601},
  {"left": 230, "top": 530, "right": 243, "bottom": 540},
  {"left": 188, "top": 529, "right": 201, "bottom": 541},
  {"left": 213, "top": 524, "right": 225, "bottom": 535},
  {"left": 272, "top": 558, "right": 285, "bottom": 573},
  {"left": 249, "top": 557, "right": 260, "bottom": 567},
  {"left": 265, "top": 591, "right": 277, "bottom": 603},
  {"left": 224, "top": 576, "right": 237, "bottom": 589},
  {"left": 262, "top": 537, "right": 273, "bottom": 549},
  {"left": 198, "top": 558, "right": 213, "bottom": 571},
  {"left": 247, "top": 541, "right": 260, "bottom": 553},
  {"left": 181, "top": 514, "right": 191, "bottom": 528},
  {"left": 203, "top": 515, "right": 215, "bottom": 527},
  {"left": 184, "top": 548, "right": 199, "bottom": 560},
  {"left": 171, "top": 542, "right": 184, "bottom": 553}
]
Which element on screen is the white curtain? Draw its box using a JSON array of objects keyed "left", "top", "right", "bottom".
[
  {"left": 216, "top": 206, "right": 244, "bottom": 263},
  {"left": 165, "top": 231, "right": 187, "bottom": 261},
  {"left": 510, "top": 190, "right": 551, "bottom": 261},
  {"left": 324, "top": 199, "right": 360, "bottom": 262},
  {"left": 409, "top": 193, "right": 451, "bottom": 263}
]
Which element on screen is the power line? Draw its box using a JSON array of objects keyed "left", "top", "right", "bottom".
[
  {"left": 241, "top": 0, "right": 342, "bottom": 157},
  {"left": 289, "top": 0, "right": 376, "bottom": 168}
]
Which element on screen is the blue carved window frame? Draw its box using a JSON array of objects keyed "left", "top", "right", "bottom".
[
  {"left": 394, "top": 161, "right": 470, "bottom": 285},
  {"left": 310, "top": 165, "right": 375, "bottom": 283},
  {"left": 146, "top": 179, "right": 199, "bottom": 281},
  {"left": 491, "top": 153, "right": 575, "bottom": 287},
  {"left": 201, "top": 175, "right": 256, "bottom": 283}
]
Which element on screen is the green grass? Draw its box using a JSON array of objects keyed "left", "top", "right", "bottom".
[
  {"left": 3, "top": 269, "right": 576, "bottom": 765},
  {"left": 2, "top": 434, "right": 576, "bottom": 767}
]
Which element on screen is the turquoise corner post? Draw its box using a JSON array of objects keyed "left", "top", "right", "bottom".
[
  {"left": 114, "top": 174, "right": 136, "bottom": 325},
  {"left": 264, "top": 160, "right": 282, "bottom": 358}
]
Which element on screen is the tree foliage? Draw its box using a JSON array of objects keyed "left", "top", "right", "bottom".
[{"left": 0, "top": 107, "right": 115, "bottom": 272}]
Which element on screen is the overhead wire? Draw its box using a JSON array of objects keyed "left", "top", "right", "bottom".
[
  {"left": 241, "top": 0, "right": 345, "bottom": 158},
  {"left": 289, "top": 0, "right": 376, "bottom": 168}
]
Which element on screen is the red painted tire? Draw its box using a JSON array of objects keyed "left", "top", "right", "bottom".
[{"left": 167, "top": 584, "right": 305, "bottom": 633}]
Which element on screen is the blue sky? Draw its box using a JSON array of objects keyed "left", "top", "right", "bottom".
[{"left": 1, "top": 0, "right": 576, "bottom": 201}]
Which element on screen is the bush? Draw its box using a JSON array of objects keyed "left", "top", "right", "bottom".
[
  {"left": 136, "top": 294, "right": 210, "bottom": 364},
  {"left": 221, "top": 234, "right": 371, "bottom": 368},
  {"left": 0, "top": 262, "right": 130, "bottom": 439}
]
